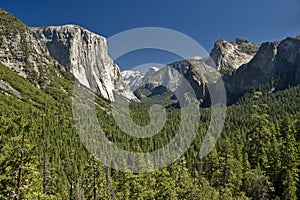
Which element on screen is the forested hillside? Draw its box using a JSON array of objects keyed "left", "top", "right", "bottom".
[
  {"left": 1, "top": 60, "right": 300, "bottom": 199},
  {"left": 0, "top": 9, "right": 300, "bottom": 200}
]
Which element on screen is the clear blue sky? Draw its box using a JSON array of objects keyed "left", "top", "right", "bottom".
[{"left": 1, "top": 0, "right": 299, "bottom": 71}]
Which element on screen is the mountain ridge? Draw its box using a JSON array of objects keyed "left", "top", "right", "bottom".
[
  {"left": 124, "top": 36, "right": 300, "bottom": 106},
  {"left": 1, "top": 8, "right": 300, "bottom": 106}
]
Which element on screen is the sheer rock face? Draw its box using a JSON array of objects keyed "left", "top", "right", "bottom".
[
  {"left": 210, "top": 38, "right": 258, "bottom": 71},
  {"left": 32, "top": 25, "right": 136, "bottom": 101},
  {"left": 223, "top": 37, "right": 300, "bottom": 103},
  {"left": 276, "top": 37, "right": 300, "bottom": 84}
]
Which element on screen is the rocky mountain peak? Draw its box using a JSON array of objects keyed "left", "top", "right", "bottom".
[
  {"left": 210, "top": 38, "right": 259, "bottom": 71},
  {"left": 235, "top": 38, "right": 251, "bottom": 45},
  {"left": 121, "top": 70, "right": 145, "bottom": 91}
]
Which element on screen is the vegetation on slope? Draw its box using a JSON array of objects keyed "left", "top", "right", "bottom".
[{"left": 1, "top": 61, "right": 300, "bottom": 199}]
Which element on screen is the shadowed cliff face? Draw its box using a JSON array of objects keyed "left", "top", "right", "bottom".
[
  {"left": 276, "top": 37, "right": 300, "bottom": 84},
  {"left": 223, "top": 37, "right": 300, "bottom": 104},
  {"left": 32, "top": 25, "right": 136, "bottom": 101}
]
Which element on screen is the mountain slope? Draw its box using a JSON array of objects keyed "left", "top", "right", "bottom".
[{"left": 0, "top": 9, "right": 66, "bottom": 88}]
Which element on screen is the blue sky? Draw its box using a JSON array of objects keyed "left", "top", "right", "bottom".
[{"left": 1, "top": 0, "right": 299, "bottom": 71}]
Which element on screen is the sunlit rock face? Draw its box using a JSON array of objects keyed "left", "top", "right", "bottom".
[
  {"left": 32, "top": 25, "right": 136, "bottom": 101},
  {"left": 210, "top": 38, "right": 259, "bottom": 71}
]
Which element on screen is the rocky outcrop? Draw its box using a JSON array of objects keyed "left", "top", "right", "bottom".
[
  {"left": 223, "top": 37, "right": 300, "bottom": 103},
  {"left": 0, "top": 9, "right": 57, "bottom": 80},
  {"left": 32, "top": 25, "right": 136, "bottom": 101},
  {"left": 210, "top": 38, "right": 259, "bottom": 71},
  {"left": 0, "top": 80, "right": 22, "bottom": 98}
]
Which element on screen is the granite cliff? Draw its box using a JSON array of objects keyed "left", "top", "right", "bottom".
[
  {"left": 32, "top": 25, "right": 135, "bottom": 101},
  {"left": 223, "top": 37, "right": 300, "bottom": 103}
]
